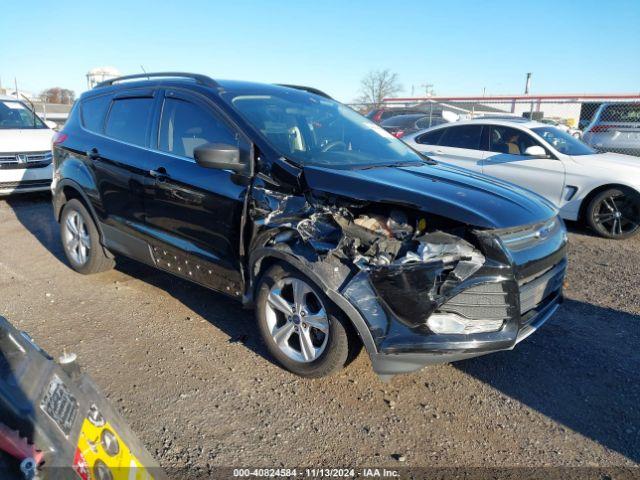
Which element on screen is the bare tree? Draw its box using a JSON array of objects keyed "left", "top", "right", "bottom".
[
  {"left": 40, "top": 87, "right": 75, "bottom": 104},
  {"left": 356, "top": 69, "right": 402, "bottom": 108}
]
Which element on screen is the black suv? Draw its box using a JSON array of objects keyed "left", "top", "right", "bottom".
[{"left": 52, "top": 73, "right": 567, "bottom": 380}]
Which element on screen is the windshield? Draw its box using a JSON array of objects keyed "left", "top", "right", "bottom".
[
  {"left": 532, "top": 126, "right": 596, "bottom": 156},
  {"left": 224, "top": 90, "right": 426, "bottom": 168},
  {"left": 0, "top": 100, "right": 46, "bottom": 129}
]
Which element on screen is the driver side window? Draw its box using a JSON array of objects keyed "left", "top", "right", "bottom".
[
  {"left": 489, "top": 126, "right": 541, "bottom": 155},
  {"left": 159, "top": 97, "right": 238, "bottom": 159}
]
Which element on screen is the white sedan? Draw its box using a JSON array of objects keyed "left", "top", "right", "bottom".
[
  {"left": 403, "top": 118, "right": 640, "bottom": 239},
  {"left": 0, "top": 95, "right": 55, "bottom": 195}
]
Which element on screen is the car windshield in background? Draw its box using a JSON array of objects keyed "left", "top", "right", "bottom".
[
  {"left": 532, "top": 126, "right": 596, "bottom": 156},
  {"left": 0, "top": 100, "right": 46, "bottom": 129},
  {"left": 602, "top": 104, "right": 640, "bottom": 123},
  {"left": 225, "top": 91, "right": 425, "bottom": 168},
  {"left": 381, "top": 114, "right": 424, "bottom": 128}
]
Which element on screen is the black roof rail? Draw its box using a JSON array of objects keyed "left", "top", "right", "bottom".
[
  {"left": 277, "top": 84, "right": 332, "bottom": 99},
  {"left": 95, "top": 72, "right": 219, "bottom": 89}
]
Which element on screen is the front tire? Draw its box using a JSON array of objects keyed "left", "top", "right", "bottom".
[
  {"left": 255, "top": 264, "right": 353, "bottom": 378},
  {"left": 586, "top": 188, "right": 640, "bottom": 239},
  {"left": 60, "top": 199, "right": 115, "bottom": 274}
]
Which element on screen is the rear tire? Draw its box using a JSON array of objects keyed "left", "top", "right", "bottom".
[
  {"left": 585, "top": 187, "right": 640, "bottom": 239},
  {"left": 255, "top": 264, "right": 353, "bottom": 378},
  {"left": 60, "top": 199, "right": 115, "bottom": 274}
]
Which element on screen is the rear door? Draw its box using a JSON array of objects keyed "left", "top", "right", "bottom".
[
  {"left": 415, "top": 124, "right": 484, "bottom": 172},
  {"left": 89, "top": 89, "right": 158, "bottom": 232},
  {"left": 142, "top": 88, "right": 251, "bottom": 295},
  {"left": 482, "top": 125, "right": 565, "bottom": 205}
]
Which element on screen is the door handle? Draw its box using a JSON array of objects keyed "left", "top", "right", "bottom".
[
  {"left": 434, "top": 149, "right": 444, "bottom": 154},
  {"left": 149, "top": 167, "right": 168, "bottom": 180},
  {"left": 87, "top": 148, "right": 100, "bottom": 160}
]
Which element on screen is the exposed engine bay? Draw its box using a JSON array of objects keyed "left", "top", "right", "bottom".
[{"left": 250, "top": 182, "right": 492, "bottom": 348}]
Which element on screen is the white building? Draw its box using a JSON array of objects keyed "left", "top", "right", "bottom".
[{"left": 86, "top": 67, "right": 121, "bottom": 89}]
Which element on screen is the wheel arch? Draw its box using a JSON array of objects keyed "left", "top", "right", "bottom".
[
  {"left": 578, "top": 183, "right": 640, "bottom": 222},
  {"left": 248, "top": 248, "right": 378, "bottom": 357},
  {"left": 55, "top": 179, "right": 112, "bottom": 257}
]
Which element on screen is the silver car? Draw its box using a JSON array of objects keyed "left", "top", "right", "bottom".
[{"left": 582, "top": 102, "right": 640, "bottom": 157}]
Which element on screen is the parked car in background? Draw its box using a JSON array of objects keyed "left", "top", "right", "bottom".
[
  {"left": 539, "top": 118, "right": 582, "bottom": 138},
  {"left": 404, "top": 118, "right": 640, "bottom": 239},
  {"left": 582, "top": 102, "right": 640, "bottom": 157},
  {"left": 380, "top": 113, "right": 448, "bottom": 138},
  {"left": 0, "top": 95, "right": 56, "bottom": 195},
  {"left": 51, "top": 72, "right": 566, "bottom": 380},
  {"left": 366, "top": 107, "right": 426, "bottom": 123}
]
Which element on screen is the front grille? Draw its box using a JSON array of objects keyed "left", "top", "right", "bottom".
[
  {"left": 0, "top": 151, "right": 53, "bottom": 170},
  {"left": 0, "top": 179, "right": 52, "bottom": 190},
  {"left": 518, "top": 261, "right": 565, "bottom": 315},
  {"left": 439, "top": 282, "right": 509, "bottom": 320}
]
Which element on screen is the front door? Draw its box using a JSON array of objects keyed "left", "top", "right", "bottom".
[
  {"left": 482, "top": 125, "right": 566, "bottom": 206},
  {"left": 143, "top": 89, "right": 251, "bottom": 295}
]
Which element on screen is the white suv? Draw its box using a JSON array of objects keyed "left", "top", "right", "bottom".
[
  {"left": 0, "top": 95, "right": 55, "bottom": 195},
  {"left": 404, "top": 118, "right": 640, "bottom": 239}
]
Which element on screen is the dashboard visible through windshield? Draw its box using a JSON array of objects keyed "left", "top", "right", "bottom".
[
  {"left": 224, "top": 90, "right": 426, "bottom": 169},
  {"left": 532, "top": 126, "right": 596, "bottom": 156}
]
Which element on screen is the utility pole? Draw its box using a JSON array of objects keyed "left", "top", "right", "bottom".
[
  {"left": 14, "top": 77, "right": 19, "bottom": 98},
  {"left": 524, "top": 72, "right": 532, "bottom": 95}
]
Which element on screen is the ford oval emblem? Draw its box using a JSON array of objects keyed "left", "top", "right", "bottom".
[{"left": 535, "top": 226, "right": 551, "bottom": 239}]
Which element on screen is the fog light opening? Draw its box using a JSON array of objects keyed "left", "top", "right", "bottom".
[{"left": 427, "top": 313, "right": 504, "bottom": 334}]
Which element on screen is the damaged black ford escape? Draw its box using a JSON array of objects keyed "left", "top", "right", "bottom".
[{"left": 52, "top": 73, "right": 567, "bottom": 379}]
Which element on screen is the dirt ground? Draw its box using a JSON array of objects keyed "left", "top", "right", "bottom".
[{"left": 1, "top": 193, "right": 638, "bottom": 476}]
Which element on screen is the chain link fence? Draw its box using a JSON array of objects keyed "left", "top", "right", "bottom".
[{"left": 351, "top": 96, "right": 640, "bottom": 157}]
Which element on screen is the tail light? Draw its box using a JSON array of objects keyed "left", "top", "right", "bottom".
[
  {"left": 588, "top": 125, "right": 621, "bottom": 133},
  {"left": 393, "top": 130, "right": 405, "bottom": 138},
  {"left": 52, "top": 132, "right": 68, "bottom": 146},
  {"left": 372, "top": 110, "right": 384, "bottom": 123}
]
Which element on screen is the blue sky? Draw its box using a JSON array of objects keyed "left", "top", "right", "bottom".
[{"left": 1, "top": 0, "right": 639, "bottom": 102}]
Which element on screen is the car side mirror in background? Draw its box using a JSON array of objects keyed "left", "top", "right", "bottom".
[
  {"left": 44, "top": 120, "right": 58, "bottom": 130},
  {"left": 524, "top": 145, "right": 548, "bottom": 158},
  {"left": 194, "top": 143, "right": 246, "bottom": 173}
]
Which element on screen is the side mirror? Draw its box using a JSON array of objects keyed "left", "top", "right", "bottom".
[
  {"left": 524, "top": 145, "right": 548, "bottom": 158},
  {"left": 194, "top": 143, "right": 246, "bottom": 173},
  {"left": 44, "top": 120, "right": 58, "bottom": 130}
]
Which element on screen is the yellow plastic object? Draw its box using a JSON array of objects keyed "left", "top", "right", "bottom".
[{"left": 74, "top": 417, "right": 155, "bottom": 480}]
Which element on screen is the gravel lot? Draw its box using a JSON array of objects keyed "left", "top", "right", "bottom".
[{"left": 1, "top": 193, "right": 638, "bottom": 477}]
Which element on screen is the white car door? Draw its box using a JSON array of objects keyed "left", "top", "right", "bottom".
[
  {"left": 482, "top": 125, "right": 566, "bottom": 205},
  {"left": 412, "top": 124, "right": 484, "bottom": 173}
]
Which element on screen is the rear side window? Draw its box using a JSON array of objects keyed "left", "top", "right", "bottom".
[
  {"left": 416, "top": 128, "right": 445, "bottom": 145},
  {"left": 81, "top": 95, "right": 112, "bottom": 133},
  {"left": 105, "top": 98, "right": 154, "bottom": 147},
  {"left": 158, "top": 98, "right": 237, "bottom": 159},
  {"left": 438, "top": 125, "right": 483, "bottom": 150}
]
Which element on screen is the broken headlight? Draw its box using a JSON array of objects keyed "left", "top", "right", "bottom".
[{"left": 427, "top": 313, "right": 504, "bottom": 334}]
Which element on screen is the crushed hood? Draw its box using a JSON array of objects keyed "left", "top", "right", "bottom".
[{"left": 303, "top": 162, "right": 557, "bottom": 229}]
